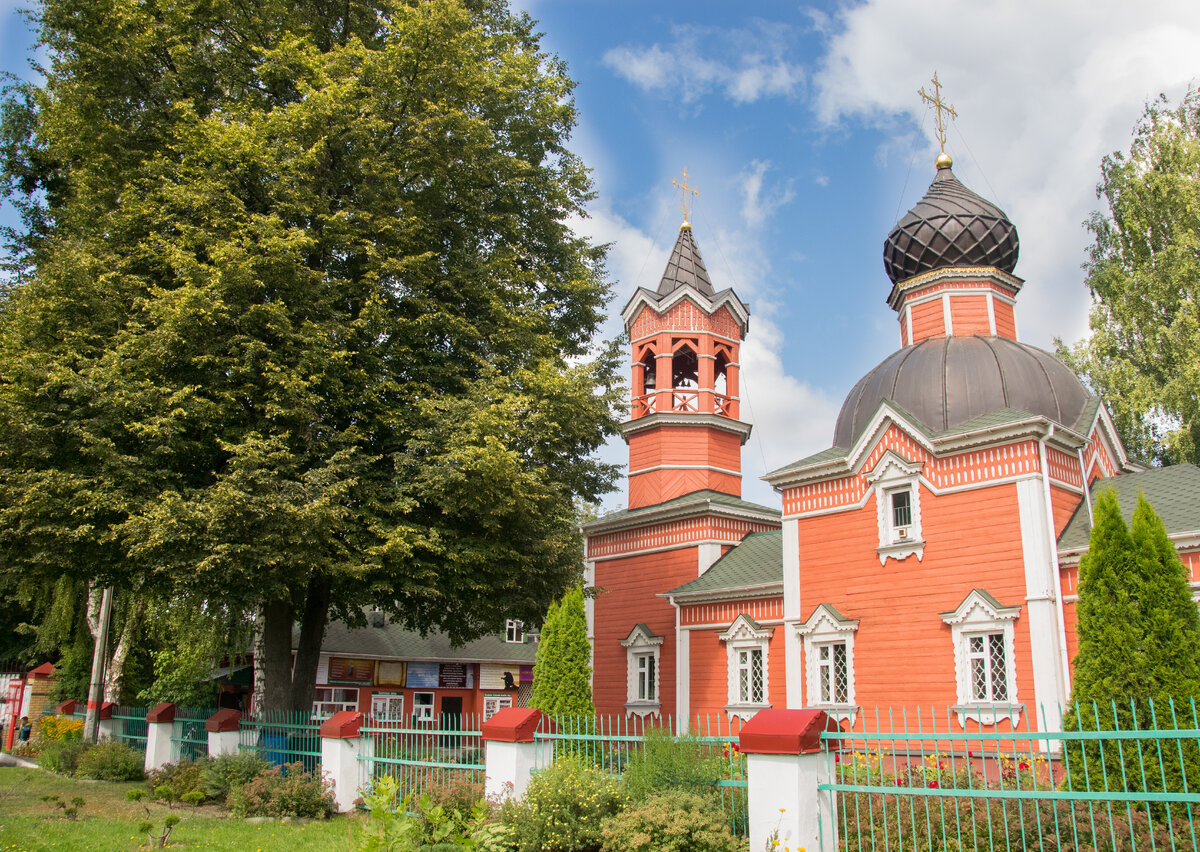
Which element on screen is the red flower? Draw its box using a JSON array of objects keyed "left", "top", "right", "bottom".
[{"left": 928, "top": 781, "right": 939, "bottom": 789}]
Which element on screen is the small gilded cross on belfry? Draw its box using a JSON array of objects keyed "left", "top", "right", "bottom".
[
  {"left": 672, "top": 167, "right": 701, "bottom": 226},
  {"left": 918, "top": 71, "right": 957, "bottom": 155}
]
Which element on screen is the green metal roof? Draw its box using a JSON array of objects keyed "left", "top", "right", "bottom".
[
  {"left": 304, "top": 619, "right": 538, "bottom": 664},
  {"left": 667, "top": 530, "right": 783, "bottom": 596},
  {"left": 1058, "top": 464, "right": 1200, "bottom": 550},
  {"left": 586, "top": 489, "right": 779, "bottom": 526}
]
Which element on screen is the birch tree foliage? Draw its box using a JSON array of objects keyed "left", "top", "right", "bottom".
[
  {"left": 0, "top": 0, "right": 622, "bottom": 712},
  {"left": 1060, "top": 88, "right": 1200, "bottom": 465}
]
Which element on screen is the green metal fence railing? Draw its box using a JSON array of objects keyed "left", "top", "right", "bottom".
[
  {"left": 533, "top": 713, "right": 749, "bottom": 837},
  {"left": 357, "top": 714, "right": 485, "bottom": 807},
  {"left": 111, "top": 705, "right": 148, "bottom": 753},
  {"left": 819, "top": 700, "right": 1200, "bottom": 852},
  {"left": 239, "top": 710, "right": 322, "bottom": 775},
  {"left": 170, "top": 706, "right": 215, "bottom": 762}
]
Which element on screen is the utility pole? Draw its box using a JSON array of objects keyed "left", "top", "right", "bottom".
[{"left": 83, "top": 585, "right": 113, "bottom": 742}]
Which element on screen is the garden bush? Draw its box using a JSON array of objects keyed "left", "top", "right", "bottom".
[
  {"left": 599, "top": 789, "right": 740, "bottom": 852},
  {"left": 621, "top": 727, "right": 726, "bottom": 801},
  {"left": 203, "top": 751, "right": 268, "bottom": 802},
  {"left": 227, "top": 762, "right": 336, "bottom": 819},
  {"left": 148, "top": 759, "right": 210, "bottom": 802},
  {"left": 76, "top": 740, "right": 146, "bottom": 781},
  {"left": 502, "top": 758, "right": 625, "bottom": 852},
  {"left": 37, "top": 739, "right": 91, "bottom": 775}
]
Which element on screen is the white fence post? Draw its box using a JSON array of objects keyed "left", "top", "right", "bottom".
[
  {"left": 144, "top": 703, "right": 182, "bottom": 774},
  {"left": 481, "top": 707, "right": 551, "bottom": 802},
  {"left": 740, "top": 708, "right": 838, "bottom": 852},
  {"left": 320, "top": 711, "right": 370, "bottom": 813},
  {"left": 206, "top": 708, "right": 242, "bottom": 756},
  {"left": 97, "top": 702, "right": 117, "bottom": 741}
]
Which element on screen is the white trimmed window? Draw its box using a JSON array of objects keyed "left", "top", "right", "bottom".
[
  {"left": 867, "top": 451, "right": 925, "bottom": 563},
  {"left": 413, "top": 691, "right": 435, "bottom": 722},
  {"left": 719, "top": 614, "right": 773, "bottom": 720},
  {"left": 312, "top": 687, "right": 358, "bottom": 719},
  {"left": 798, "top": 604, "right": 859, "bottom": 720},
  {"left": 506, "top": 620, "right": 524, "bottom": 643},
  {"left": 621, "top": 624, "right": 663, "bottom": 717},
  {"left": 941, "top": 589, "right": 1021, "bottom": 727}
]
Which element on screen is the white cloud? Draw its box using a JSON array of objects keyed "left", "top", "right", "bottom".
[
  {"left": 738, "top": 160, "right": 795, "bottom": 227},
  {"left": 603, "top": 21, "right": 805, "bottom": 105},
  {"left": 812, "top": 0, "right": 1200, "bottom": 351}
]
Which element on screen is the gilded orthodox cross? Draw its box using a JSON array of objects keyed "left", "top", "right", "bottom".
[
  {"left": 672, "top": 167, "right": 701, "bottom": 226},
  {"left": 918, "top": 72, "right": 957, "bottom": 155}
]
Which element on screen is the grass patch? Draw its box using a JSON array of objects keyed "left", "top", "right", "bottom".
[{"left": 0, "top": 766, "right": 359, "bottom": 850}]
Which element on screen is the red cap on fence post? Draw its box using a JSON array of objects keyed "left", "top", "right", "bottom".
[
  {"left": 205, "top": 708, "right": 242, "bottom": 733},
  {"left": 481, "top": 707, "right": 549, "bottom": 743},
  {"left": 98, "top": 701, "right": 116, "bottom": 720},
  {"left": 737, "top": 709, "right": 835, "bottom": 755},
  {"left": 146, "top": 703, "right": 176, "bottom": 723},
  {"left": 56, "top": 700, "right": 78, "bottom": 716},
  {"left": 319, "top": 711, "right": 364, "bottom": 739}
]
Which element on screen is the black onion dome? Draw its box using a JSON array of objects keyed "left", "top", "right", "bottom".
[
  {"left": 833, "top": 336, "right": 1091, "bottom": 447},
  {"left": 883, "top": 167, "right": 1020, "bottom": 285}
]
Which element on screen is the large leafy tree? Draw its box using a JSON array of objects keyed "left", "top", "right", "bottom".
[
  {"left": 1060, "top": 88, "right": 1200, "bottom": 466},
  {"left": 0, "top": 0, "right": 621, "bottom": 712}
]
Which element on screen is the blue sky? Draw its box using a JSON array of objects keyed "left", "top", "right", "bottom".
[{"left": 4, "top": 0, "right": 1200, "bottom": 510}]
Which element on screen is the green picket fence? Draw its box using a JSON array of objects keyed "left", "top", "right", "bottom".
[
  {"left": 239, "top": 710, "right": 322, "bottom": 775},
  {"left": 534, "top": 713, "right": 749, "bottom": 837},
  {"left": 820, "top": 700, "right": 1200, "bottom": 852},
  {"left": 112, "top": 704, "right": 148, "bottom": 753},
  {"left": 357, "top": 714, "right": 485, "bottom": 806},
  {"left": 170, "top": 706, "right": 215, "bottom": 761}
]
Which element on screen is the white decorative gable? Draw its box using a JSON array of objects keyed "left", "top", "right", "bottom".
[
  {"left": 718, "top": 613, "right": 774, "bottom": 643},
  {"left": 867, "top": 450, "right": 925, "bottom": 564}
]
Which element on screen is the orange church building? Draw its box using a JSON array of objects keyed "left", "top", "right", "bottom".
[{"left": 583, "top": 154, "right": 1200, "bottom": 740}]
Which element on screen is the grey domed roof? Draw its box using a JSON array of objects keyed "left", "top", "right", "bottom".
[
  {"left": 883, "top": 167, "right": 1020, "bottom": 285},
  {"left": 833, "top": 336, "right": 1092, "bottom": 447}
]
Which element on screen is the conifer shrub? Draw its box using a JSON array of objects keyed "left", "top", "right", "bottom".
[
  {"left": 599, "top": 789, "right": 740, "bottom": 852},
  {"left": 227, "top": 762, "right": 336, "bottom": 819},
  {"left": 203, "top": 751, "right": 269, "bottom": 802},
  {"left": 621, "top": 727, "right": 724, "bottom": 801},
  {"left": 75, "top": 740, "right": 145, "bottom": 781},
  {"left": 501, "top": 758, "right": 625, "bottom": 852}
]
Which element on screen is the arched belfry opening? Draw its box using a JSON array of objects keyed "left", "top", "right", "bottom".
[{"left": 671, "top": 344, "right": 698, "bottom": 389}]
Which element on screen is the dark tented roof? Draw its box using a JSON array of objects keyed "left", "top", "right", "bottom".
[
  {"left": 1058, "top": 464, "right": 1200, "bottom": 551},
  {"left": 667, "top": 530, "right": 783, "bottom": 596},
  {"left": 833, "top": 336, "right": 1094, "bottom": 449},
  {"left": 884, "top": 165, "right": 1020, "bottom": 285},
  {"left": 657, "top": 226, "right": 715, "bottom": 297},
  {"left": 300, "top": 619, "right": 537, "bottom": 664}
]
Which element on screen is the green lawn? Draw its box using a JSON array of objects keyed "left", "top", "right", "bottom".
[{"left": 0, "top": 766, "right": 361, "bottom": 851}]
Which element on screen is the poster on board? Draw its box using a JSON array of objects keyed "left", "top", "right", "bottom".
[
  {"left": 327, "top": 657, "right": 375, "bottom": 684},
  {"left": 438, "top": 663, "right": 472, "bottom": 689},
  {"left": 406, "top": 661, "right": 439, "bottom": 689},
  {"left": 376, "top": 661, "right": 406, "bottom": 687},
  {"left": 479, "top": 663, "right": 519, "bottom": 690}
]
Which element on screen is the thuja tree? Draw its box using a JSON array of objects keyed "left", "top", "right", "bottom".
[
  {"left": 0, "top": 0, "right": 621, "bottom": 712},
  {"left": 1064, "top": 490, "right": 1200, "bottom": 806},
  {"left": 531, "top": 586, "right": 594, "bottom": 717}
]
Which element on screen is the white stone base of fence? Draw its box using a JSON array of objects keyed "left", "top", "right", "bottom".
[
  {"left": 741, "top": 709, "right": 838, "bottom": 852},
  {"left": 144, "top": 703, "right": 182, "bottom": 774},
  {"left": 481, "top": 707, "right": 550, "bottom": 803},
  {"left": 320, "top": 711, "right": 371, "bottom": 813}
]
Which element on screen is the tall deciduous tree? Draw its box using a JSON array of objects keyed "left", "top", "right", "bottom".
[
  {"left": 531, "top": 585, "right": 593, "bottom": 717},
  {"left": 1059, "top": 88, "right": 1200, "bottom": 466},
  {"left": 0, "top": 0, "right": 621, "bottom": 712}
]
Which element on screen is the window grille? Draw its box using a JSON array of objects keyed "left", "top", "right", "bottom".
[
  {"left": 818, "top": 643, "right": 849, "bottom": 703},
  {"left": 968, "top": 633, "right": 1008, "bottom": 701},
  {"left": 891, "top": 490, "right": 912, "bottom": 528},
  {"left": 738, "top": 647, "right": 764, "bottom": 703}
]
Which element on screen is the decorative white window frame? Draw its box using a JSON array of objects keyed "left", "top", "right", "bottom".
[
  {"left": 312, "top": 687, "right": 359, "bottom": 719},
  {"left": 505, "top": 619, "right": 524, "bottom": 644},
  {"left": 719, "top": 614, "right": 773, "bottom": 721},
  {"left": 941, "top": 589, "right": 1022, "bottom": 727},
  {"left": 867, "top": 451, "right": 925, "bottom": 564},
  {"left": 413, "top": 691, "right": 436, "bottom": 722},
  {"left": 798, "top": 604, "right": 859, "bottom": 723},
  {"left": 621, "top": 624, "right": 663, "bottom": 718}
]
